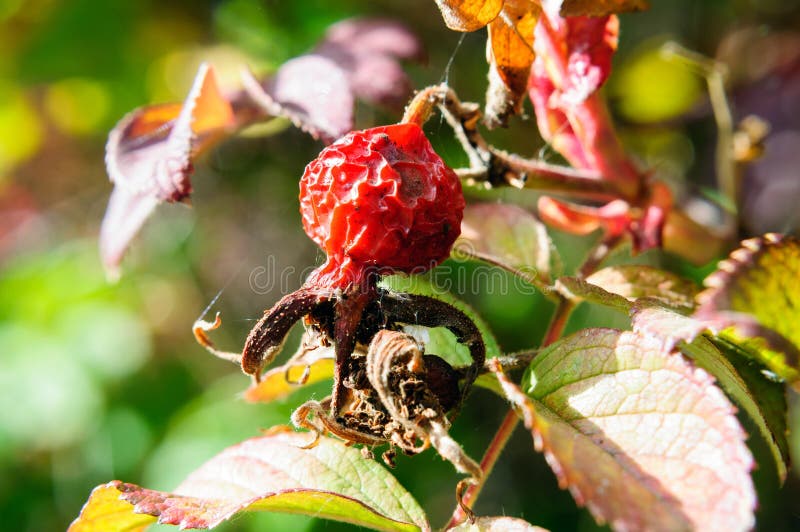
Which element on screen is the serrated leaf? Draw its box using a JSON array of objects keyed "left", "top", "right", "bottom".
[
  {"left": 680, "top": 336, "right": 789, "bottom": 482},
  {"left": 434, "top": 0, "right": 505, "bottom": 32},
  {"left": 548, "top": 0, "right": 649, "bottom": 17},
  {"left": 449, "top": 516, "right": 548, "bottom": 531},
  {"left": 70, "top": 428, "right": 429, "bottom": 531},
  {"left": 633, "top": 299, "right": 799, "bottom": 388},
  {"left": 586, "top": 265, "right": 698, "bottom": 311},
  {"left": 380, "top": 274, "right": 501, "bottom": 361},
  {"left": 696, "top": 234, "right": 800, "bottom": 386},
  {"left": 68, "top": 483, "right": 152, "bottom": 532},
  {"left": 555, "top": 276, "right": 631, "bottom": 312},
  {"left": 519, "top": 328, "right": 755, "bottom": 531},
  {"left": 457, "top": 202, "right": 555, "bottom": 287}
]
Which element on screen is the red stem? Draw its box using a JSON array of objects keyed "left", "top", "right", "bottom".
[
  {"left": 445, "top": 296, "right": 574, "bottom": 528},
  {"left": 446, "top": 410, "right": 518, "bottom": 528}
]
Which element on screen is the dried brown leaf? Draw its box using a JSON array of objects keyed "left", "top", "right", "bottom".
[
  {"left": 485, "top": 1, "right": 540, "bottom": 126},
  {"left": 434, "top": 0, "right": 505, "bottom": 32}
]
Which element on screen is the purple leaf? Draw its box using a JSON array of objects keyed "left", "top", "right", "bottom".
[
  {"left": 316, "top": 18, "right": 424, "bottom": 109},
  {"left": 241, "top": 56, "right": 354, "bottom": 144},
  {"left": 99, "top": 187, "right": 159, "bottom": 281},
  {"left": 321, "top": 18, "right": 425, "bottom": 61},
  {"left": 101, "top": 63, "right": 238, "bottom": 276}
]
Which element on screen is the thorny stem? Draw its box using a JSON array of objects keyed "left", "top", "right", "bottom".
[
  {"left": 488, "top": 148, "right": 625, "bottom": 201},
  {"left": 446, "top": 409, "right": 519, "bottom": 527},
  {"left": 447, "top": 294, "right": 574, "bottom": 528}
]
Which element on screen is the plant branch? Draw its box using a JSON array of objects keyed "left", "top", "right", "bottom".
[
  {"left": 446, "top": 290, "right": 574, "bottom": 528},
  {"left": 446, "top": 223, "right": 622, "bottom": 526},
  {"left": 487, "top": 148, "right": 625, "bottom": 201},
  {"left": 446, "top": 409, "right": 519, "bottom": 528},
  {"left": 661, "top": 42, "right": 737, "bottom": 216}
]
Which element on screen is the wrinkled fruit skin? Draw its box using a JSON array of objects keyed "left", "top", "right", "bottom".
[{"left": 300, "top": 123, "right": 464, "bottom": 287}]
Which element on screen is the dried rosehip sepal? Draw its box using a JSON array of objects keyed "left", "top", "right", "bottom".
[{"left": 300, "top": 123, "right": 465, "bottom": 288}]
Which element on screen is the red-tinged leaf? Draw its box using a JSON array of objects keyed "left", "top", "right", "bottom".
[
  {"left": 514, "top": 329, "right": 755, "bottom": 531},
  {"left": 457, "top": 202, "right": 555, "bottom": 286},
  {"left": 527, "top": 69, "right": 590, "bottom": 168},
  {"left": 631, "top": 299, "right": 798, "bottom": 377},
  {"left": 528, "top": 12, "right": 641, "bottom": 195},
  {"left": 545, "top": 0, "right": 649, "bottom": 17},
  {"left": 241, "top": 56, "right": 354, "bottom": 144},
  {"left": 106, "top": 63, "right": 235, "bottom": 202},
  {"left": 631, "top": 302, "right": 790, "bottom": 481},
  {"left": 449, "top": 516, "right": 548, "bottom": 531},
  {"left": 434, "top": 0, "right": 505, "bottom": 32},
  {"left": 630, "top": 301, "right": 709, "bottom": 352},
  {"left": 697, "top": 234, "right": 800, "bottom": 348},
  {"left": 485, "top": 1, "right": 540, "bottom": 127},
  {"left": 68, "top": 483, "right": 152, "bottom": 532},
  {"left": 537, "top": 196, "right": 631, "bottom": 236},
  {"left": 537, "top": 183, "right": 671, "bottom": 254},
  {"left": 681, "top": 336, "right": 790, "bottom": 483},
  {"left": 585, "top": 265, "right": 698, "bottom": 312},
  {"left": 70, "top": 428, "right": 429, "bottom": 532},
  {"left": 101, "top": 63, "right": 240, "bottom": 276},
  {"left": 244, "top": 343, "right": 335, "bottom": 403},
  {"left": 533, "top": 14, "right": 617, "bottom": 108},
  {"left": 537, "top": 196, "right": 602, "bottom": 235},
  {"left": 98, "top": 187, "right": 159, "bottom": 281}
]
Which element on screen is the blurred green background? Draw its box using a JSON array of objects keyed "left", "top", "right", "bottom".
[{"left": 1, "top": 0, "right": 799, "bottom": 530}]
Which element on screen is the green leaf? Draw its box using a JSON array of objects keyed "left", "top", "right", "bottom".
[
  {"left": 697, "top": 234, "right": 800, "bottom": 387},
  {"left": 517, "top": 328, "right": 755, "bottom": 531},
  {"left": 69, "top": 428, "right": 429, "bottom": 531},
  {"left": 680, "top": 336, "right": 789, "bottom": 482},
  {"left": 585, "top": 265, "right": 698, "bottom": 312},
  {"left": 556, "top": 276, "right": 631, "bottom": 312},
  {"left": 456, "top": 202, "right": 556, "bottom": 288},
  {"left": 448, "top": 516, "right": 548, "bottom": 531},
  {"left": 380, "top": 274, "right": 501, "bottom": 362}
]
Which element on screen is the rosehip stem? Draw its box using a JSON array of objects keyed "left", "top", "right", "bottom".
[{"left": 446, "top": 228, "right": 620, "bottom": 527}]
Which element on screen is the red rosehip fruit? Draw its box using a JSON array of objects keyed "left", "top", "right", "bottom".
[{"left": 300, "top": 123, "right": 464, "bottom": 288}]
